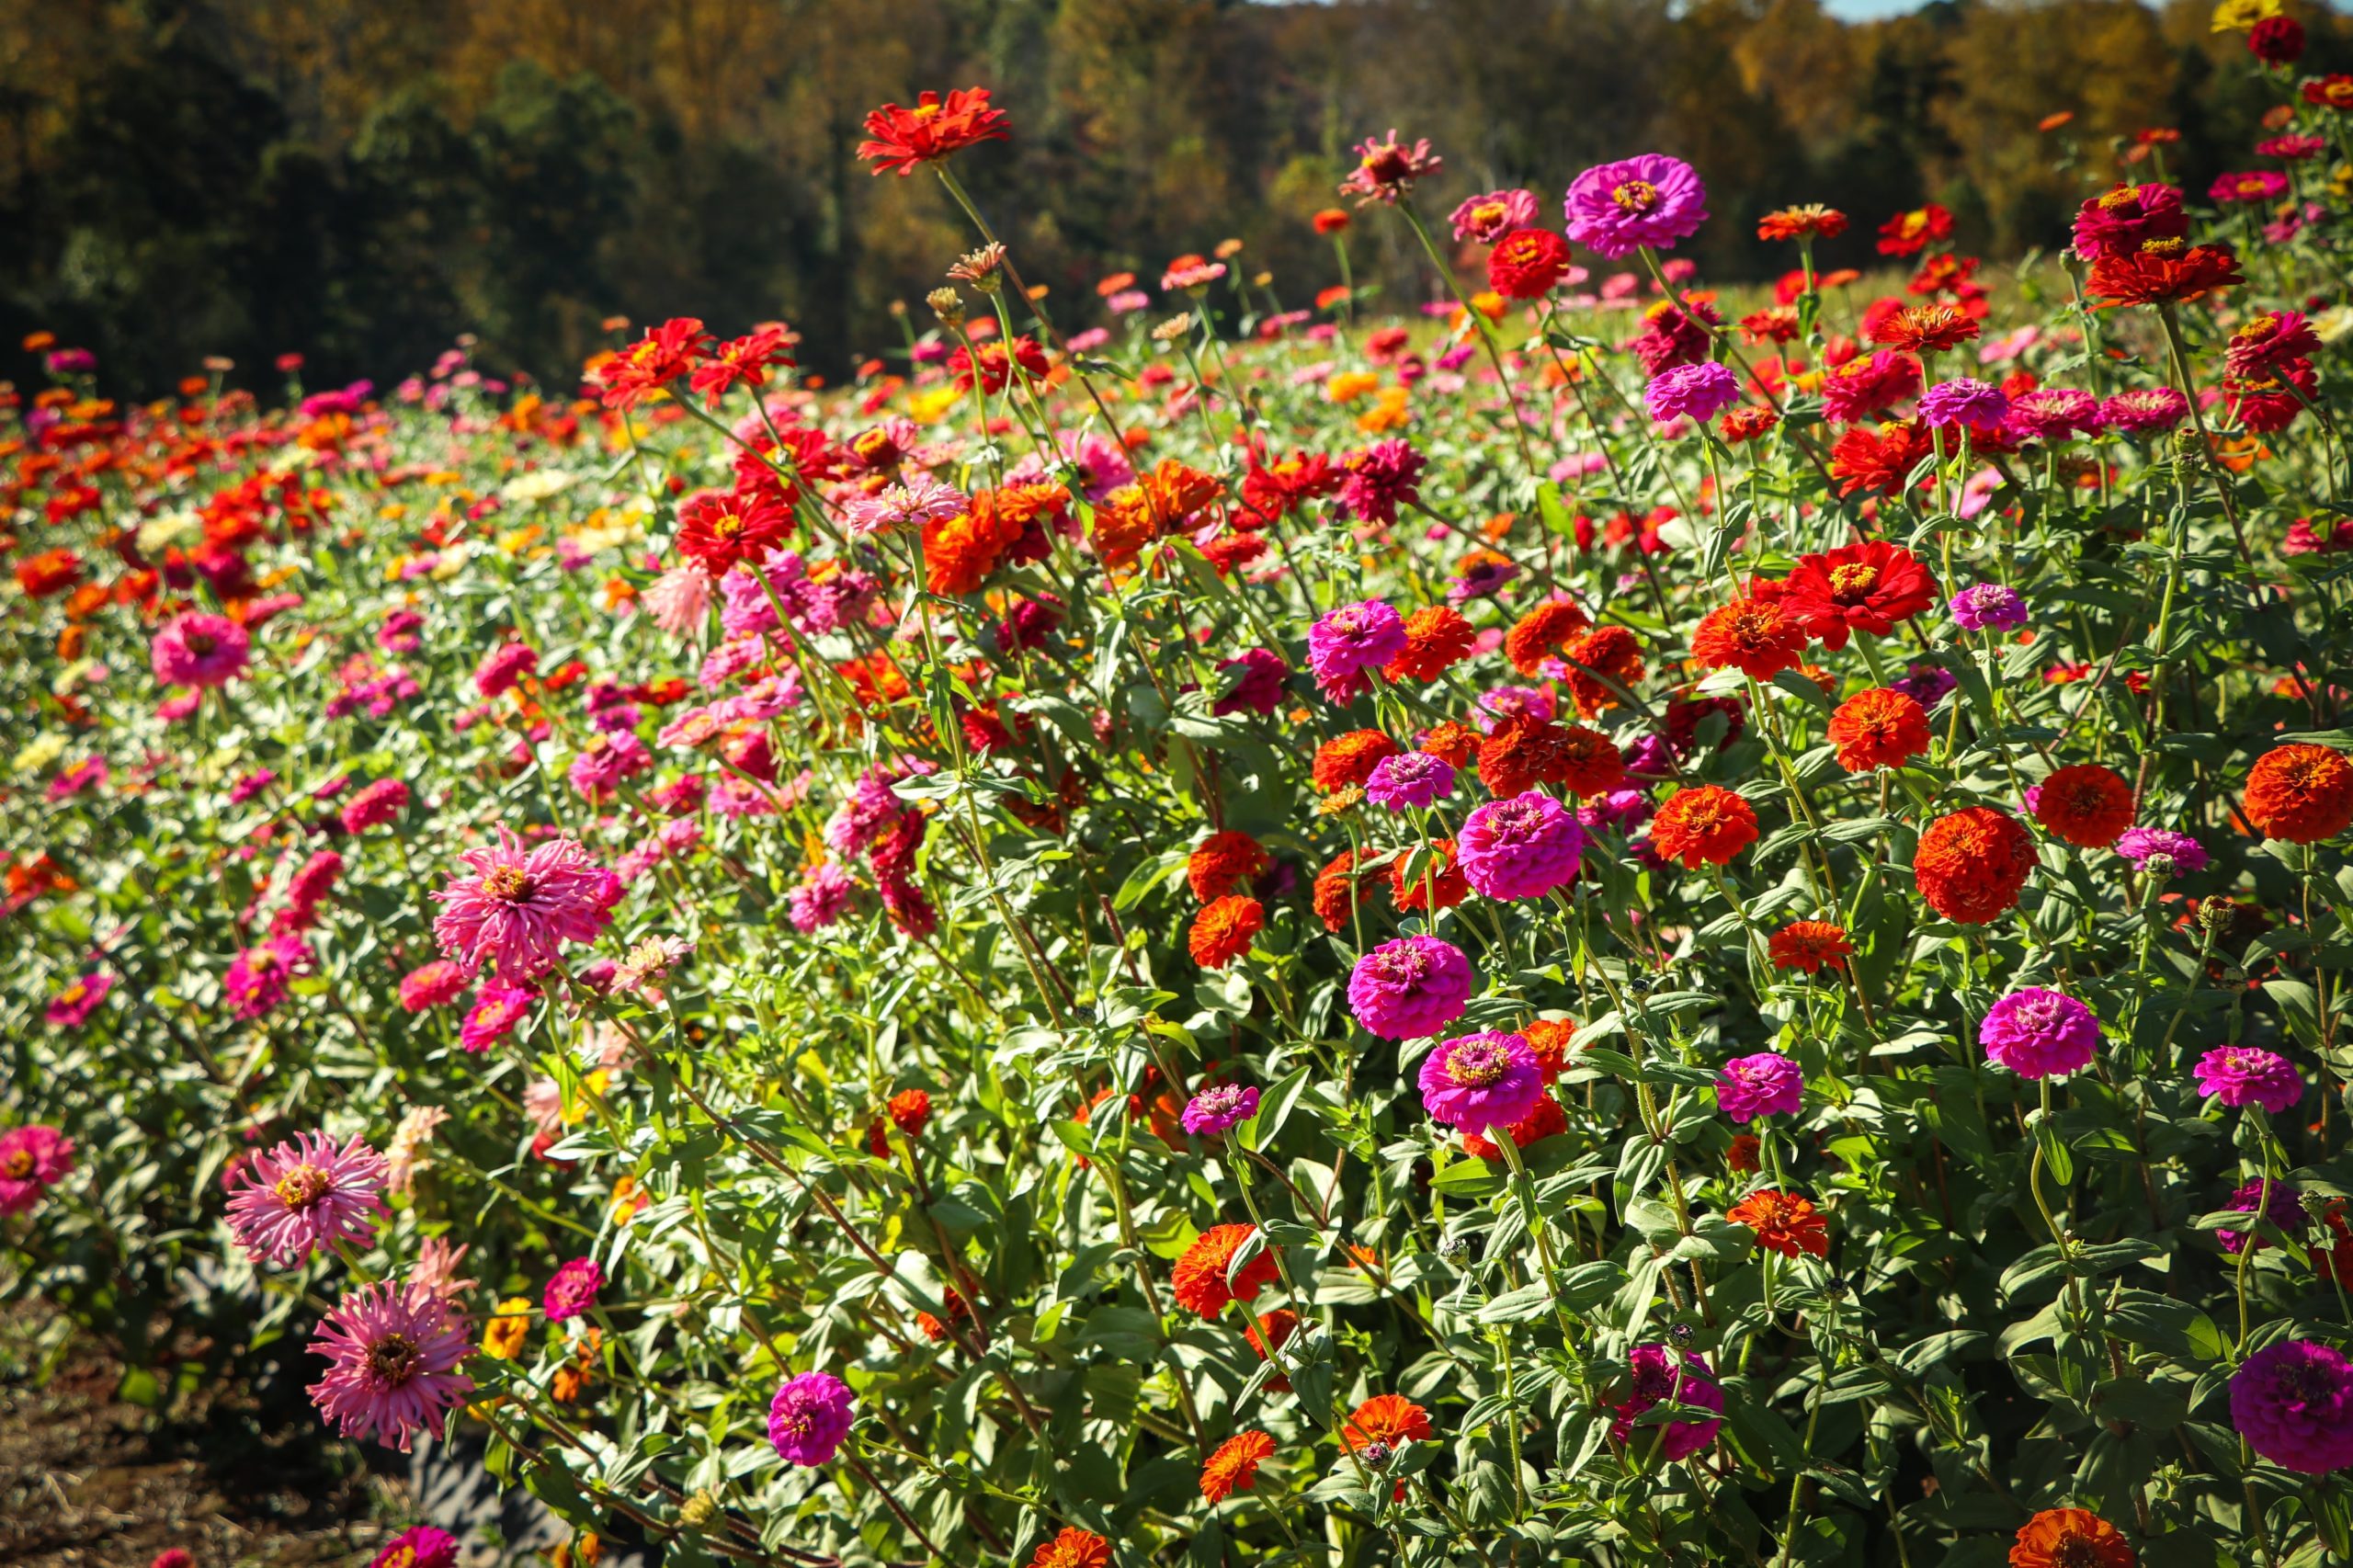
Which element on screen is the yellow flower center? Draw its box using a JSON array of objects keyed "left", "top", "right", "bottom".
[
  {"left": 482, "top": 864, "right": 531, "bottom": 902},
  {"left": 1827, "top": 562, "right": 1880, "bottom": 599},
  {"left": 1610, "top": 180, "right": 1660, "bottom": 215},
  {"left": 273, "top": 1163, "right": 332, "bottom": 1210}
]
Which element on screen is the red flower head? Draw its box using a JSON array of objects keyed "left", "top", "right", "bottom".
[
  {"left": 2244, "top": 744, "right": 2353, "bottom": 844},
  {"left": 1028, "top": 1528, "right": 1112, "bottom": 1568},
  {"left": 2302, "top": 74, "right": 2353, "bottom": 112},
  {"left": 1383, "top": 605, "right": 1476, "bottom": 683},
  {"left": 1650, "top": 785, "right": 1760, "bottom": 868},
  {"left": 1199, "top": 1430, "right": 1276, "bottom": 1503},
  {"left": 887, "top": 1088, "right": 931, "bottom": 1139},
  {"left": 1312, "top": 849, "right": 1383, "bottom": 933},
  {"left": 1757, "top": 204, "right": 1847, "bottom": 242},
  {"left": 1776, "top": 540, "right": 1938, "bottom": 651},
  {"left": 1828, "top": 421, "right": 1935, "bottom": 498},
  {"left": 1915, "top": 806, "right": 2036, "bottom": 924},
  {"left": 1391, "top": 837, "right": 1470, "bottom": 914},
  {"left": 2029, "top": 763, "right": 2134, "bottom": 848},
  {"left": 1826, "top": 687, "right": 1931, "bottom": 772},
  {"left": 2085, "top": 243, "right": 2244, "bottom": 309},
  {"left": 2009, "top": 1509, "right": 2136, "bottom": 1568},
  {"left": 1172, "top": 1222, "right": 1279, "bottom": 1315},
  {"left": 1876, "top": 204, "right": 1953, "bottom": 256},
  {"left": 1313, "top": 730, "right": 1401, "bottom": 793},
  {"left": 858, "top": 88, "right": 1011, "bottom": 176},
  {"left": 1188, "top": 897, "right": 1265, "bottom": 970},
  {"left": 1726, "top": 1188, "right": 1830, "bottom": 1257},
  {"left": 1504, "top": 598, "right": 1592, "bottom": 675},
  {"left": 1691, "top": 597, "right": 1807, "bottom": 680},
  {"left": 1768, "top": 921, "right": 1852, "bottom": 974},
  {"left": 1343, "top": 1392, "right": 1433, "bottom": 1450},
  {"left": 949, "top": 336, "right": 1050, "bottom": 395},
  {"left": 1562, "top": 624, "right": 1646, "bottom": 718},
  {"left": 1871, "top": 303, "right": 1980, "bottom": 356},
  {"left": 1487, "top": 228, "right": 1573, "bottom": 300},
  {"left": 594, "top": 317, "right": 711, "bottom": 409},
  {"left": 1188, "top": 830, "right": 1273, "bottom": 903},
  {"left": 675, "top": 488, "right": 791, "bottom": 574}
]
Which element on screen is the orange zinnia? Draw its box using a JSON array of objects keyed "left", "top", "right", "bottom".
[
  {"left": 1383, "top": 605, "right": 1476, "bottom": 683},
  {"left": 1726, "top": 1188, "right": 1831, "bottom": 1257},
  {"left": 1691, "top": 597, "right": 1807, "bottom": 681},
  {"left": 2009, "top": 1507, "right": 2136, "bottom": 1568},
  {"left": 1870, "top": 302, "right": 1980, "bottom": 355},
  {"left": 1313, "top": 730, "right": 1400, "bottom": 793},
  {"left": 1915, "top": 806, "right": 2036, "bottom": 925},
  {"left": 1199, "top": 1429, "right": 1276, "bottom": 1502},
  {"left": 1343, "top": 1392, "right": 1432, "bottom": 1451},
  {"left": 1505, "top": 598, "right": 1592, "bottom": 675},
  {"left": 1188, "top": 897, "right": 1264, "bottom": 970},
  {"left": 1561, "top": 624, "right": 1647, "bottom": 718},
  {"left": 1029, "top": 1528, "right": 1114, "bottom": 1568},
  {"left": 2029, "top": 764, "right": 2134, "bottom": 848},
  {"left": 1768, "top": 920, "right": 1851, "bottom": 973},
  {"left": 2244, "top": 744, "right": 2353, "bottom": 844},
  {"left": 1171, "top": 1222, "right": 1279, "bottom": 1316},
  {"left": 1826, "top": 687, "right": 1930, "bottom": 772},
  {"left": 1187, "top": 830, "right": 1272, "bottom": 903},
  {"left": 1650, "top": 785, "right": 1760, "bottom": 869}
]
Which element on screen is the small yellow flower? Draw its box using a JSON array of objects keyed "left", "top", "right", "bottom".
[
  {"left": 2211, "top": 0, "right": 2280, "bottom": 31},
  {"left": 482, "top": 1297, "right": 533, "bottom": 1359},
  {"left": 1325, "top": 369, "right": 1381, "bottom": 404}
]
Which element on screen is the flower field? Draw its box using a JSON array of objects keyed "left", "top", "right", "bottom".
[{"left": 8, "top": 30, "right": 2353, "bottom": 1568}]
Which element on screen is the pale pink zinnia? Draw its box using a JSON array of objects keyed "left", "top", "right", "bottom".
[
  {"left": 307, "top": 1281, "right": 474, "bottom": 1452},
  {"left": 432, "top": 830, "right": 617, "bottom": 979},
  {"left": 224, "top": 1130, "right": 389, "bottom": 1266},
  {"left": 644, "top": 565, "right": 713, "bottom": 637}
]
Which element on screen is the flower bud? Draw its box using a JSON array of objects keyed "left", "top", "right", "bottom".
[{"left": 926, "top": 289, "right": 966, "bottom": 329}]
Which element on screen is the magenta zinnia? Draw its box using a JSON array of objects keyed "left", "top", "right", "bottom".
[
  {"left": 306, "top": 1282, "right": 473, "bottom": 1452},
  {"left": 432, "top": 829, "right": 617, "bottom": 979},
  {"left": 225, "top": 1130, "right": 390, "bottom": 1266}
]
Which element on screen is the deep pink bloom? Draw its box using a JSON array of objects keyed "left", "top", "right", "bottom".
[
  {"left": 339, "top": 778, "right": 412, "bottom": 834},
  {"left": 1565, "top": 155, "right": 1710, "bottom": 258},
  {"left": 459, "top": 983, "right": 537, "bottom": 1053},
  {"left": 150, "top": 611, "right": 251, "bottom": 688},
  {"left": 1213, "top": 648, "right": 1290, "bottom": 716},
  {"left": 225, "top": 1130, "right": 389, "bottom": 1266},
  {"left": 225, "top": 934, "right": 313, "bottom": 1020},
  {"left": 1339, "top": 129, "right": 1443, "bottom": 205},
  {"left": 369, "top": 1526, "right": 460, "bottom": 1568},
  {"left": 2005, "top": 387, "right": 2102, "bottom": 441},
  {"left": 1366, "top": 751, "right": 1456, "bottom": 811},
  {"left": 1458, "top": 791, "right": 1586, "bottom": 900},
  {"left": 789, "top": 863, "right": 856, "bottom": 933},
  {"left": 1919, "top": 378, "right": 2007, "bottom": 430},
  {"left": 1181, "top": 1084, "right": 1261, "bottom": 1137},
  {"left": 1308, "top": 599, "right": 1408, "bottom": 702},
  {"left": 1338, "top": 439, "right": 1427, "bottom": 525},
  {"left": 1609, "top": 1346, "right": 1723, "bottom": 1460},
  {"left": 1644, "top": 361, "right": 1741, "bottom": 425},
  {"left": 0, "top": 1125, "right": 74, "bottom": 1215},
  {"left": 432, "top": 830, "right": 617, "bottom": 979},
  {"left": 473, "top": 642, "right": 539, "bottom": 698},
  {"left": 768, "top": 1370, "right": 856, "bottom": 1466},
  {"left": 1716, "top": 1051, "right": 1803, "bottom": 1121},
  {"left": 2193, "top": 1046, "right": 2302, "bottom": 1113},
  {"left": 45, "top": 971, "right": 111, "bottom": 1028},
  {"left": 2220, "top": 1178, "right": 2304, "bottom": 1255},
  {"left": 1418, "top": 1031, "right": 1543, "bottom": 1134},
  {"left": 2099, "top": 387, "right": 2189, "bottom": 433},
  {"left": 543, "top": 1256, "right": 605, "bottom": 1321},
  {"left": 2233, "top": 1340, "right": 2353, "bottom": 1473},
  {"left": 1347, "top": 935, "right": 1475, "bottom": 1040},
  {"left": 307, "top": 1282, "right": 473, "bottom": 1452},
  {"left": 2071, "top": 183, "right": 2187, "bottom": 261},
  {"left": 398, "top": 960, "right": 469, "bottom": 1012},
  {"left": 2116, "top": 827, "right": 2208, "bottom": 876},
  {"left": 1980, "top": 987, "right": 2100, "bottom": 1079}
]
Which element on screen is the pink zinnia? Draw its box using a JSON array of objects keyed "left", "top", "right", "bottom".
[
  {"left": 1715, "top": 1051, "right": 1803, "bottom": 1121},
  {"left": 307, "top": 1282, "right": 473, "bottom": 1452},
  {"left": 459, "top": 983, "right": 537, "bottom": 1053},
  {"left": 789, "top": 863, "right": 856, "bottom": 933},
  {"left": 1564, "top": 154, "right": 1710, "bottom": 258},
  {"left": 2099, "top": 387, "right": 2189, "bottom": 434},
  {"left": 0, "top": 1124, "right": 75, "bottom": 1215},
  {"left": 1180, "top": 1083, "right": 1262, "bottom": 1137},
  {"left": 768, "top": 1370, "right": 856, "bottom": 1466},
  {"left": 2192, "top": 1045, "right": 2302, "bottom": 1113},
  {"left": 1347, "top": 935, "right": 1475, "bottom": 1040},
  {"left": 225, "top": 934, "right": 313, "bottom": 1020},
  {"left": 45, "top": 971, "right": 111, "bottom": 1028},
  {"left": 1213, "top": 648, "right": 1290, "bottom": 716},
  {"left": 473, "top": 642, "right": 539, "bottom": 698},
  {"left": 150, "top": 611, "right": 251, "bottom": 688},
  {"left": 543, "top": 1256, "right": 605, "bottom": 1321},
  {"left": 1449, "top": 187, "right": 1540, "bottom": 244},
  {"left": 2232, "top": 1340, "right": 2353, "bottom": 1474},
  {"left": 369, "top": 1527, "right": 460, "bottom": 1568},
  {"left": 225, "top": 1130, "right": 388, "bottom": 1266},
  {"left": 339, "top": 778, "right": 412, "bottom": 834},
  {"left": 431, "top": 830, "right": 617, "bottom": 979},
  {"left": 1609, "top": 1346, "right": 1723, "bottom": 1460},
  {"left": 1418, "top": 1031, "right": 1543, "bottom": 1134},
  {"left": 1307, "top": 599, "right": 1408, "bottom": 702},
  {"left": 1458, "top": 791, "right": 1586, "bottom": 901},
  {"left": 1980, "top": 987, "right": 2100, "bottom": 1079},
  {"left": 397, "top": 960, "right": 469, "bottom": 1012},
  {"left": 1338, "top": 439, "right": 1426, "bottom": 525}
]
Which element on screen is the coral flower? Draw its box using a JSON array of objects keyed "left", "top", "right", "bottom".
[
  {"left": 1726, "top": 1188, "right": 1830, "bottom": 1257},
  {"left": 1505, "top": 599, "right": 1592, "bottom": 675},
  {"left": 1029, "top": 1528, "right": 1114, "bottom": 1568},
  {"left": 1450, "top": 188, "right": 1540, "bottom": 243},
  {"left": 1384, "top": 606, "right": 1475, "bottom": 683},
  {"left": 1565, "top": 155, "right": 1710, "bottom": 257},
  {"left": 858, "top": 88, "right": 1010, "bottom": 176},
  {"left": 1343, "top": 1392, "right": 1433, "bottom": 1451},
  {"left": 1915, "top": 806, "right": 2036, "bottom": 924},
  {"left": 1691, "top": 597, "right": 1807, "bottom": 679},
  {"left": 1339, "top": 129, "right": 1443, "bottom": 204},
  {"left": 1417, "top": 1031, "right": 1543, "bottom": 1135},
  {"left": 2231, "top": 1340, "right": 2353, "bottom": 1473},
  {"left": 2085, "top": 244, "right": 2244, "bottom": 308},
  {"left": 2028, "top": 764, "right": 2134, "bottom": 848},
  {"left": 1187, "top": 830, "right": 1272, "bottom": 903},
  {"left": 0, "top": 1125, "right": 74, "bottom": 1215},
  {"left": 2010, "top": 1509, "right": 2137, "bottom": 1568},
  {"left": 225, "top": 1130, "right": 389, "bottom": 1267},
  {"left": 1650, "top": 785, "right": 1759, "bottom": 868},
  {"left": 1189, "top": 896, "right": 1265, "bottom": 970},
  {"left": 1172, "top": 1222, "right": 1279, "bottom": 1315},
  {"left": 767, "top": 1370, "right": 855, "bottom": 1465},
  {"left": 432, "top": 830, "right": 617, "bottom": 980},
  {"left": 1768, "top": 921, "right": 1852, "bottom": 973},
  {"left": 1779, "top": 540, "right": 1937, "bottom": 651},
  {"left": 151, "top": 611, "right": 251, "bottom": 688},
  {"left": 2244, "top": 744, "right": 2353, "bottom": 843},
  {"left": 1827, "top": 687, "right": 1930, "bottom": 772},
  {"left": 1199, "top": 1430, "right": 1276, "bottom": 1502},
  {"left": 1872, "top": 302, "right": 1980, "bottom": 354},
  {"left": 1348, "top": 935, "right": 1474, "bottom": 1040},
  {"left": 1757, "top": 204, "right": 1847, "bottom": 242},
  {"left": 306, "top": 1282, "right": 474, "bottom": 1452}
]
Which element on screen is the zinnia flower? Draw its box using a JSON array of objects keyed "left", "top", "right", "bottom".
[
  {"left": 1644, "top": 361, "right": 1741, "bottom": 426},
  {"left": 1417, "top": 1031, "right": 1544, "bottom": 1135},
  {"left": 2114, "top": 826, "right": 2208, "bottom": 876},
  {"left": 2071, "top": 183, "right": 2188, "bottom": 260},
  {"left": 1915, "top": 806, "right": 2036, "bottom": 924},
  {"left": 1450, "top": 188, "right": 1540, "bottom": 243},
  {"left": 1308, "top": 599, "right": 1409, "bottom": 701},
  {"left": 1826, "top": 687, "right": 1930, "bottom": 772},
  {"left": 1181, "top": 1084, "right": 1261, "bottom": 1137},
  {"left": 1716, "top": 1051, "right": 1803, "bottom": 1120},
  {"left": 767, "top": 1370, "right": 855, "bottom": 1465},
  {"left": 225, "top": 1130, "right": 389, "bottom": 1266},
  {"left": 1980, "top": 987, "right": 2100, "bottom": 1079},
  {"left": 1725, "top": 1188, "right": 1830, "bottom": 1257},
  {"left": 1028, "top": 1528, "right": 1113, "bottom": 1568},
  {"left": 2009, "top": 1509, "right": 2137, "bottom": 1568},
  {"left": 543, "top": 1256, "right": 605, "bottom": 1322},
  {"left": 1366, "top": 751, "right": 1455, "bottom": 811},
  {"left": 45, "top": 971, "right": 111, "bottom": 1028},
  {"left": 1565, "top": 155, "right": 1710, "bottom": 257},
  {"left": 2244, "top": 744, "right": 2353, "bottom": 843},
  {"left": 1949, "top": 583, "right": 2028, "bottom": 631},
  {"left": 151, "top": 611, "right": 251, "bottom": 688},
  {"left": 225, "top": 934, "right": 313, "bottom": 1020},
  {"left": 1339, "top": 129, "right": 1443, "bottom": 204},
  {"left": 1343, "top": 1392, "right": 1432, "bottom": 1451},
  {"left": 1919, "top": 377, "right": 2008, "bottom": 429},
  {"left": 857, "top": 88, "right": 1011, "bottom": 176},
  {"left": 2220, "top": 1179, "right": 2304, "bottom": 1254},
  {"left": 1348, "top": 935, "right": 1474, "bottom": 1040},
  {"left": 1189, "top": 896, "right": 1265, "bottom": 969},
  {"left": 2192, "top": 1046, "right": 2302, "bottom": 1113},
  {"left": 1172, "top": 1222, "right": 1279, "bottom": 1315},
  {"left": 1777, "top": 540, "right": 1938, "bottom": 650},
  {"left": 1199, "top": 1429, "right": 1276, "bottom": 1503},
  {"left": 370, "top": 1526, "right": 461, "bottom": 1568},
  {"left": 1488, "top": 227, "right": 1573, "bottom": 300},
  {"left": 1768, "top": 921, "right": 1852, "bottom": 973},
  {"left": 432, "top": 830, "right": 617, "bottom": 980},
  {"left": 2232, "top": 1339, "right": 2353, "bottom": 1473},
  {"left": 307, "top": 1282, "right": 473, "bottom": 1452},
  {"left": 1609, "top": 1346, "right": 1722, "bottom": 1459},
  {"left": 1457, "top": 791, "right": 1585, "bottom": 900},
  {"left": 0, "top": 1124, "right": 74, "bottom": 1215},
  {"left": 2028, "top": 764, "right": 2134, "bottom": 848},
  {"left": 1691, "top": 597, "right": 1807, "bottom": 679},
  {"left": 1650, "top": 785, "right": 1759, "bottom": 868}
]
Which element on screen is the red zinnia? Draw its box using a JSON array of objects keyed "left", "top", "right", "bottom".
[
  {"left": 1726, "top": 1188, "right": 1830, "bottom": 1257},
  {"left": 2244, "top": 744, "right": 2353, "bottom": 844},
  {"left": 1188, "top": 830, "right": 1272, "bottom": 903},
  {"left": 2029, "top": 764, "right": 2133, "bottom": 848},
  {"left": 858, "top": 88, "right": 1011, "bottom": 176},
  {"left": 2010, "top": 1508, "right": 2136, "bottom": 1568},
  {"left": 675, "top": 489, "right": 792, "bottom": 574},
  {"left": 1313, "top": 849, "right": 1383, "bottom": 932},
  {"left": 1488, "top": 228, "right": 1573, "bottom": 300},
  {"left": 1172, "top": 1222, "right": 1279, "bottom": 1316},
  {"left": 1777, "top": 540, "right": 1937, "bottom": 650},
  {"left": 1768, "top": 921, "right": 1852, "bottom": 973},
  {"left": 1562, "top": 624, "right": 1646, "bottom": 718},
  {"left": 1313, "top": 730, "right": 1401, "bottom": 792},
  {"left": 2085, "top": 244, "right": 2244, "bottom": 308},
  {"left": 1029, "top": 1528, "right": 1113, "bottom": 1568},
  {"left": 1827, "top": 421, "right": 1935, "bottom": 498},
  {"left": 1870, "top": 303, "right": 1980, "bottom": 355},
  {"left": 1650, "top": 786, "right": 1760, "bottom": 868},
  {"left": 1504, "top": 598, "right": 1592, "bottom": 675},
  {"left": 1383, "top": 606, "right": 1476, "bottom": 683},
  {"left": 1826, "top": 687, "right": 1930, "bottom": 772},
  {"left": 1876, "top": 204, "right": 1953, "bottom": 256},
  {"left": 1199, "top": 1430, "right": 1277, "bottom": 1503},
  {"left": 1757, "top": 204, "right": 1847, "bottom": 242},
  {"left": 1915, "top": 806, "right": 2036, "bottom": 924}
]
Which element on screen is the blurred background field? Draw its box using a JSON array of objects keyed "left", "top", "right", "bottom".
[{"left": 0, "top": 0, "right": 2345, "bottom": 393}]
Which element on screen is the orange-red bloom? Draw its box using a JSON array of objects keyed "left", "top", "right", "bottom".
[
  {"left": 1651, "top": 786, "right": 1760, "bottom": 868},
  {"left": 1757, "top": 204, "right": 1847, "bottom": 242},
  {"left": 1877, "top": 203, "right": 1953, "bottom": 256},
  {"left": 1523, "top": 1017, "right": 1578, "bottom": 1081},
  {"left": 1870, "top": 302, "right": 1980, "bottom": 355},
  {"left": 1777, "top": 540, "right": 1937, "bottom": 650},
  {"left": 2029, "top": 764, "right": 2133, "bottom": 848},
  {"left": 2009, "top": 1508, "right": 2136, "bottom": 1568},
  {"left": 1342, "top": 1392, "right": 1432, "bottom": 1451},
  {"left": 1691, "top": 597, "right": 1807, "bottom": 680},
  {"left": 2244, "top": 744, "right": 2353, "bottom": 843},
  {"left": 1172, "top": 1222, "right": 1279, "bottom": 1316},
  {"left": 1768, "top": 921, "right": 1852, "bottom": 973},
  {"left": 1384, "top": 606, "right": 1476, "bottom": 683},
  {"left": 2085, "top": 243, "right": 2244, "bottom": 308},
  {"left": 887, "top": 1089, "right": 931, "bottom": 1138},
  {"left": 1313, "top": 730, "right": 1400, "bottom": 792},
  {"left": 1562, "top": 624, "right": 1647, "bottom": 718},
  {"left": 1726, "top": 1188, "right": 1830, "bottom": 1257},
  {"left": 1915, "top": 806, "right": 2037, "bottom": 924},
  {"left": 1828, "top": 421, "right": 1935, "bottom": 498},
  {"left": 1199, "top": 1430, "right": 1276, "bottom": 1503},
  {"left": 1505, "top": 598, "right": 1592, "bottom": 675},
  {"left": 1188, "top": 830, "right": 1272, "bottom": 903},
  {"left": 1390, "top": 837, "right": 1470, "bottom": 914},
  {"left": 858, "top": 88, "right": 1011, "bottom": 176},
  {"left": 1312, "top": 848, "right": 1382, "bottom": 932},
  {"left": 1462, "top": 1091, "right": 1567, "bottom": 1159},
  {"left": 1188, "top": 897, "right": 1264, "bottom": 969},
  {"left": 1028, "top": 1528, "right": 1113, "bottom": 1568},
  {"left": 1826, "top": 687, "right": 1931, "bottom": 772}
]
